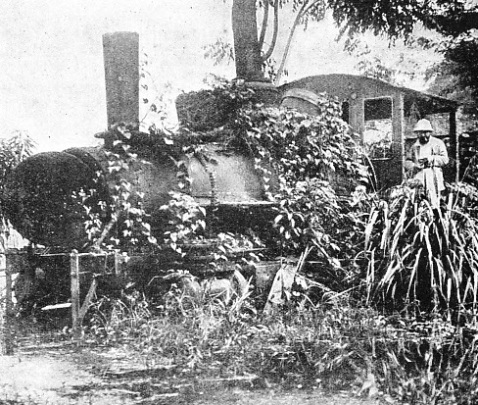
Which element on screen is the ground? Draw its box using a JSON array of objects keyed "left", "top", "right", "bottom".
[{"left": 0, "top": 340, "right": 394, "bottom": 405}]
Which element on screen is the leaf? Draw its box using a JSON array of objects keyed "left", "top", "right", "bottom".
[{"left": 364, "top": 209, "right": 379, "bottom": 250}]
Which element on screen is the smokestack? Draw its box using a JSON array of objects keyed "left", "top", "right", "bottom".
[{"left": 103, "top": 32, "right": 139, "bottom": 128}]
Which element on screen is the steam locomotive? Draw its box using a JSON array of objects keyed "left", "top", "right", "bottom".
[
  {"left": 4, "top": 32, "right": 278, "bottom": 251},
  {"left": 1, "top": 33, "right": 282, "bottom": 309}
]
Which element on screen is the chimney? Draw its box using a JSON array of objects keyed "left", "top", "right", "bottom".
[{"left": 103, "top": 32, "right": 139, "bottom": 128}]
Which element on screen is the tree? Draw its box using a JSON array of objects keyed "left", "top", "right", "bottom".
[
  {"left": 426, "top": 36, "right": 478, "bottom": 102},
  {"left": 232, "top": 0, "right": 265, "bottom": 81},
  {"left": 416, "top": 2, "right": 478, "bottom": 129},
  {"left": 231, "top": 0, "right": 423, "bottom": 83}
]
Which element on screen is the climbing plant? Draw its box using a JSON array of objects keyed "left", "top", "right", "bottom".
[
  {"left": 81, "top": 82, "right": 369, "bottom": 291},
  {"left": 229, "top": 91, "right": 369, "bottom": 289},
  {"left": 161, "top": 83, "right": 370, "bottom": 289},
  {"left": 0, "top": 131, "right": 35, "bottom": 250}
]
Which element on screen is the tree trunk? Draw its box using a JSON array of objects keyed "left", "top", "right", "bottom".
[{"left": 232, "top": 0, "right": 265, "bottom": 81}]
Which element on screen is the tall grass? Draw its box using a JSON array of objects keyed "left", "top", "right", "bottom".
[
  {"left": 85, "top": 284, "right": 384, "bottom": 388},
  {"left": 365, "top": 183, "right": 478, "bottom": 320},
  {"left": 84, "top": 286, "right": 478, "bottom": 403}
]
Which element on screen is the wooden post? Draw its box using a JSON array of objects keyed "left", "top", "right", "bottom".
[
  {"left": 70, "top": 251, "right": 81, "bottom": 341},
  {"left": 393, "top": 93, "right": 405, "bottom": 186},
  {"left": 1, "top": 254, "right": 14, "bottom": 355},
  {"left": 114, "top": 251, "right": 121, "bottom": 275},
  {"left": 79, "top": 277, "right": 97, "bottom": 321},
  {"left": 449, "top": 109, "right": 459, "bottom": 183}
]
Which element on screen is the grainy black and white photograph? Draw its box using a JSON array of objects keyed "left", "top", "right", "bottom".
[{"left": 1, "top": 0, "right": 478, "bottom": 404}]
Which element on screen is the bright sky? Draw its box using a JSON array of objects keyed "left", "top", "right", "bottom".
[
  {"left": 0, "top": 0, "right": 442, "bottom": 152},
  {"left": 0, "top": 0, "right": 235, "bottom": 151}
]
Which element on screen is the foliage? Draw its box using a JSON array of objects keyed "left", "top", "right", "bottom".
[
  {"left": 0, "top": 131, "right": 35, "bottom": 249},
  {"left": 462, "top": 151, "right": 478, "bottom": 188},
  {"left": 328, "top": 0, "right": 421, "bottom": 40},
  {"left": 0, "top": 131, "right": 35, "bottom": 186},
  {"left": 177, "top": 82, "right": 370, "bottom": 290},
  {"left": 231, "top": 0, "right": 441, "bottom": 82},
  {"left": 226, "top": 93, "right": 368, "bottom": 288},
  {"left": 176, "top": 81, "right": 255, "bottom": 132},
  {"left": 424, "top": 34, "right": 478, "bottom": 119},
  {"left": 86, "top": 287, "right": 364, "bottom": 386},
  {"left": 418, "top": 3, "right": 478, "bottom": 107},
  {"left": 160, "top": 191, "right": 207, "bottom": 256},
  {"left": 202, "top": 38, "right": 235, "bottom": 66},
  {"left": 83, "top": 286, "right": 478, "bottom": 404},
  {"left": 102, "top": 142, "right": 157, "bottom": 251},
  {"left": 87, "top": 282, "right": 257, "bottom": 373},
  {"left": 438, "top": 33, "right": 478, "bottom": 100},
  {"left": 363, "top": 311, "right": 478, "bottom": 405},
  {"left": 76, "top": 125, "right": 165, "bottom": 253},
  {"left": 229, "top": 0, "right": 478, "bottom": 112},
  {"left": 356, "top": 56, "right": 394, "bottom": 84},
  {"left": 364, "top": 183, "right": 478, "bottom": 318},
  {"left": 288, "top": 0, "right": 476, "bottom": 46},
  {"left": 154, "top": 82, "right": 368, "bottom": 291},
  {"left": 235, "top": 101, "right": 363, "bottom": 186}
]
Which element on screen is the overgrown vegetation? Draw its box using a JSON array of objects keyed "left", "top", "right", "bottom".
[
  {"left": 80, "top": 84, "right": 369, "bottom": 290},
  {"left": 73, "top": 82, "right": 478, "bottom": 404},
  {"left": 4, "top": 82, "right": 478, "bottom": 404},
  {"left": 83, "top": 284, "right": 478, "bottom": 404}
]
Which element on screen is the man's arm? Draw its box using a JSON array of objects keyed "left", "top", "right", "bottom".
[{"left": 429, "top": 139, "right": 449, "bottom": 167}]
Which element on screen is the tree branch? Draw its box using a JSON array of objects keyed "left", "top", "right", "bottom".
[
  {"left": 261, "top": 0, "right": 279, "bottom": 62},
  {"left": 92, "top": 215, "right": 118, "bottom": 250},
  {"left": 275, "top": 0, "right": 316, "bottom": 84},
  {"left": 258, "top": 0, "right": 269, "bottom": 50}
]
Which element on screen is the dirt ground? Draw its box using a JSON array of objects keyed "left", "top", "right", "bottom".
[{"left": 0, "top": 340, "right": 395, "bottom": 405}]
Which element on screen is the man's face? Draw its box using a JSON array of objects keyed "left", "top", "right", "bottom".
[{"left": 416, "top": 130, "right": 431, "bottom": 145}]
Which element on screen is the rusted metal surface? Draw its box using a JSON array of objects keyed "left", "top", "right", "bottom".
[
  {"left": 103, "top": 32, "right": 139, "bottom": 128},
  {"left": 281, "top": 88, "right": 323, "bottom": 116},
  {"left": 187, "top": 144, "right": 270, "bottom": 204}
]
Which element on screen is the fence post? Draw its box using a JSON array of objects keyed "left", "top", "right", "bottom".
[
  {"left": 114, "top": 251, "right": 121, "bottom": 275},
  {"left": 70, "top": 250, "right": 81, "bottom": 341},
  {"left": 1, "top": 253, "right": 14, "bottom": 355}
]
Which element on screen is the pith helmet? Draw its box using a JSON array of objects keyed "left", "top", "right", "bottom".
[{"left": 413, "top": 119, "right": 433, "bottom": 132}]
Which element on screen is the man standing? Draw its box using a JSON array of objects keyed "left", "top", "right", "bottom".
[{"left": 407, "top": 119, "right": 449, "bottom": 207}]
